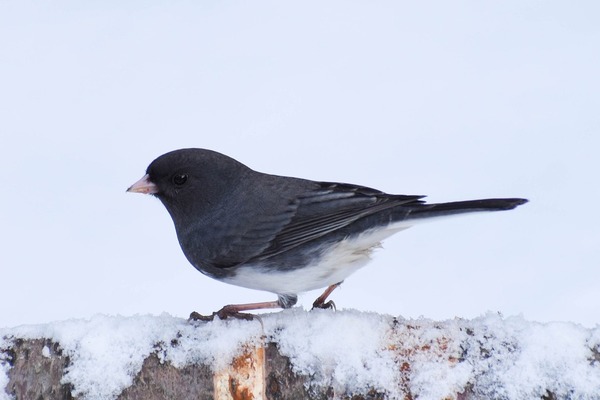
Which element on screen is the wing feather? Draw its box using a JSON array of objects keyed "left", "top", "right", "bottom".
[{"left": 250, "top": 182, "right": 424, "bottom": 260}]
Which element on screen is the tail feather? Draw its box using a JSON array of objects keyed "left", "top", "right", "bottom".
[{"left": 406, "top": 198, "right": 528, "bottom": 220}]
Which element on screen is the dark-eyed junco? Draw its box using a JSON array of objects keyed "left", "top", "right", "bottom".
[{"left": 128, "top": 148, "right": 527, "bottom": 320}]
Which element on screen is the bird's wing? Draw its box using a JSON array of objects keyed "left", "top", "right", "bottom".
[
  {"left": 199, "top": 180, "right": 423, "bottom": 268},
  {"left": 247, "top": 182, "right": 425, "bottom": 261}
]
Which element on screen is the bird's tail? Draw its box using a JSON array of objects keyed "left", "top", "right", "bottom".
[{"left": 405, "top": 198, "right": 528, "bottom": 220}]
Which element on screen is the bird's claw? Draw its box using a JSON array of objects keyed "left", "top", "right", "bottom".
[
  {"left": 219, "top": 311, "right": 255, "bottom": 321},
  {"left": 311, "top": 300, "right": 337, "bottom": 311},
  {"left": 188, "top": 309, "right": 256, "bottom": 322},
  {"left": 188, "top": 311, "right": 216, "bottom": 322}
]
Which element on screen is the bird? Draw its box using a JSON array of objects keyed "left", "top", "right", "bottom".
[{"left": 127, "top": 148, "right": 527, "bottom": 320}]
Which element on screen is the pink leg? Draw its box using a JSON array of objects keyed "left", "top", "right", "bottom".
[
  {"left": 312, "top": 282, "right": 342, "bottom": 310},
  {"left": 190, "top": 294, "right": 297, "bottom": 322}
]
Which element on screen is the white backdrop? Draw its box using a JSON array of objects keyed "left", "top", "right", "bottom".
[{"left": 1, "top": 1, "right": 598, "bottom": 327}]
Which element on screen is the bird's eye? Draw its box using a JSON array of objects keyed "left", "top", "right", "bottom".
[{"left": 172, "top": 174, "right": 188, "bottom": 186}]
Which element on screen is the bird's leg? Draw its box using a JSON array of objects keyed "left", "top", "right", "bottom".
[
  {"left": 312, "top": 282, "right": 342, "bottom": 310},
  {"left": 189, "top": 294, "right": 298, "bottom": 322}
]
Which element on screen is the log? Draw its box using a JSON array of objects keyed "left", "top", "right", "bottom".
[{"left": 1, "top": 310, "right": 599, "bottom": 400}]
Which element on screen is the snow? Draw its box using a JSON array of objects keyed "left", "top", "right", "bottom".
[
  {"left": 272, "top": 309, "right": 398, "bottom": 395},
  {"left": 0, "top": 313, "right": 262, "bottom": 400},
  {"left": 41, "top": 345, "right": 51, "bottom": 358},
  {"left": 467, "top": 315, "right": 600, "bottom": 399},
  {"left": 1, "top": 310, "right": 600, "bottom": 400}
]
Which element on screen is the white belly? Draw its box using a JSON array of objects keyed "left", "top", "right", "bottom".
[{"left": 223, "top": 223, "right": 411, "bottom": 295}]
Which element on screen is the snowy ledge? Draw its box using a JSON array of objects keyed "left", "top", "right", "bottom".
[{"left": 1, "top": 310, "right": 599, "bottom": 400}]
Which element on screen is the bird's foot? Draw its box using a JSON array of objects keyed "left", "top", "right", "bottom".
[
  {"left": 310, "top": 282, "right": 342, "bottom": 311},
  {"left": 188, "top": 308, "right": 256, "bottom": 322},
  {"left": 311, "top": 299, "right": 337, "bottom": 311},
  {"left": 188, "top": 299, "right": 281, "bottom": 322},
  {"left": 188, "top": 311, "right": 212, "bottom": 322}
]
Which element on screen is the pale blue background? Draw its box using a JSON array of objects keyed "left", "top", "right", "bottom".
[{"left": 1, "top": 1, "right": 598, "bottom": 327}]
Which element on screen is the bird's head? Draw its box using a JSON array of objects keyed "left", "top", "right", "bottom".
[{"left": 127, "top": 148, "right": 250, "bottom": 224}]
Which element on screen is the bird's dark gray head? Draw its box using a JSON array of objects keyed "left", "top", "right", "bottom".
[{"left": 128, "top": 148, "right": 251, "bottom": 225}]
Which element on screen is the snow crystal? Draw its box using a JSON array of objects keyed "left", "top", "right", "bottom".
[
  {"left": 164, "top": 314, "right": 263, "bottom": 370},
  {"left": 266, "top": 308, "right": 399, "bottom": 396},
  {"left": 1, "top": 310, "right": 600, "bottom": 400},
  {"left": 466, "top": 314, "right": 600, "bottom": 399},
  {"left": 0, "top": 313, "right": 261, "bottom": 400},
  {"left": 41, "top": 345, "right": 51, "bottom": 358},
  {"left": 387, "top": 317, "right": 473, "bottom": 399}
]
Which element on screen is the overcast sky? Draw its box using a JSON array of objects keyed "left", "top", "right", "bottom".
[{"left": 1, "top": 1, "right": 598, "bottom": 328}]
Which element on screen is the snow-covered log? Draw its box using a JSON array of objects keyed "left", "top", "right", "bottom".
[{"left": 1, "top": 310, "right": 599, "bottom": 400}]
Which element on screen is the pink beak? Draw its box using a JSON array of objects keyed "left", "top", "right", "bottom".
[{"left": 127, "top": 174, "right": 159, "bottom": 194}]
